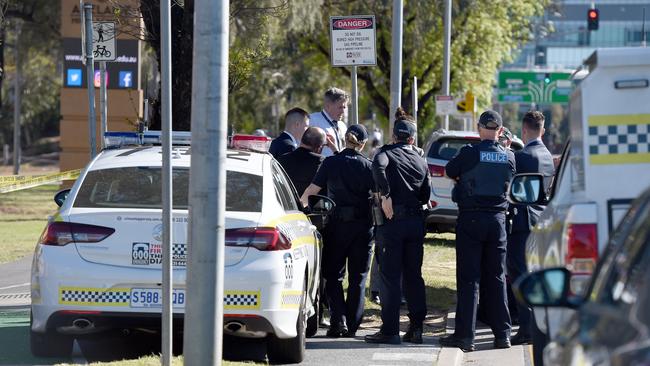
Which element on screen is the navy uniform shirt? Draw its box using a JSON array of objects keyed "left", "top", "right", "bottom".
[
  {"left": 445, "top": 139, "right": 516, "bottom": 211},
  {"left": 312, "top": 148, "right": 374, "bottom": 214},
  {"left": 372, "top": 143, "right": 430, "bottom": 208}
]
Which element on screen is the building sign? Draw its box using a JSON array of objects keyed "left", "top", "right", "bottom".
[
  {"left": 498, "top": 70, "right": 573, "bottom": 104},
  {"left": 329, "top": 15, "right": 377, "bottom": 67},
  {"left": 63, "top": 38, "right": 139, "bottom": 89}
]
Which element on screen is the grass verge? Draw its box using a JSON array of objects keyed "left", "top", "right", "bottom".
[{"left": 0, "top": 185, "right": 59, "bottom": 264}]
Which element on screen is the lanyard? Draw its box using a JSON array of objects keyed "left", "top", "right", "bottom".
[{"left": 321, "top": 111, "right": 341, "bottom": 150}]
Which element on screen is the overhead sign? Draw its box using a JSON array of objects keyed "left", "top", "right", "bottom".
[
  {"left": 92, "top": 21, "right": 116, "bottom": 61},
  {"left": 498, "top": 70, "right": 573, "bottom": 104},
  {"left": 330, "top": 15, "right": 377, "bottom": 67},
  {"left": 435, "top": 95, "right": 455, "bottom": 116}
]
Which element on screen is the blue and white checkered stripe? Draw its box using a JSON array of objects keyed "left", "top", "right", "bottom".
[{"left": 588, "top": 124, "right": 650, "bottom": 155}]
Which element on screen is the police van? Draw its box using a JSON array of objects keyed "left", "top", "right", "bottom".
[{"left": 512, "top": 47, "right": 650, "bottom": 364}]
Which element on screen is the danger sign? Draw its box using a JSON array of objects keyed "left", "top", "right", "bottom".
[{"left": 330, "top": 15, "right": 377, "bottom": 67}]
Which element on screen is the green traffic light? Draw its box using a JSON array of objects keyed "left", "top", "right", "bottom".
[{"left": 544, "top": 77, "right": 551, "bottom": 84}]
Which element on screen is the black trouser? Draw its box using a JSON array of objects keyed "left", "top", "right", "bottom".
[
  {"left": 322, "top": 220, "right": 373, "bottom": 333},
  {"left": 375, "top": 216, "right": 427, "bottom": 336},
  {"left": 507, "top": 230, "right": 531, "bottom": 336},
  {"left": 454, "top": 211, "right": 511, "bottom": 341}
]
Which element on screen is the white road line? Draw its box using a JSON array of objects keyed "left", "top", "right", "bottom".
[
  {"left": 0, "top": 282, "right": 29, "bottom": 290},
  {"left": 372, "top": 352, "right": 435, "bottom": 362}
]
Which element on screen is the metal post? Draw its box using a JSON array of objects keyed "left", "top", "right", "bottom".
[
  {"left": 13, "top": 20, "right": 22, "bottom": 175},
  {"left": 99, "top": 61, "right": 108, "bottom": 148},
  {"left": 442, "top": 0, "right": 452, "bottom": 130},
  {"left": 389, "top": 0, "right": 403, "bottom": 131},
  {"left": 160, "top": 0, "right": 173, "bottom": 365},
  {"left": 185, "top": 0, "right": 228, "bottom": 364},
  {"left": 83, "top": 3, "right": 97, "bottom": 159},
  {"left": 351, "top": 66, "right": 359, "bottom": 124},
  {"left": 642, "top": 8, "right": 647, "bottom": 47},
  {"left": 412, "top": 76, "right": 418, "bottom": 145}
]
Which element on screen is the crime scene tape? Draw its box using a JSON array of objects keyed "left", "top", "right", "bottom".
[{"left": 0, "top": 169, "right": 81, "bottom": 194}]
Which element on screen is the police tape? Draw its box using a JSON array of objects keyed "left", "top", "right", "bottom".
[{"left": 0, "top": 169, "right": 81, "bottom": 194}]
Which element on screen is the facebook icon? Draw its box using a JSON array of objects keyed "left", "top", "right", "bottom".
[
  {"left": 67, "top": 69, "right": 82, "bottom": 87},
  {"left": 119, "top": 71, "right": 133, "bottom": 88}
]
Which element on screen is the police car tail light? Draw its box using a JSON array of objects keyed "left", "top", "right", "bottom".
[
  {"left": 230, "top": 134, "right": 272, "bottom": 152},
  {"left": 565, "top": 223, "right": 598, "bottom": 294},
  {"left": 39, "top": 222, "right": 115, "bottom": 246},
  {"left": 428, "top": 164, "right": 445, "bottom": 177},
  {"left": 225, "top": 227, "right": 291, "bottom": 251}
]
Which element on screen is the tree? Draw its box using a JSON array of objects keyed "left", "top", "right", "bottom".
[{"left": 281, "top": 0, "right": 549, "bottom": 139}]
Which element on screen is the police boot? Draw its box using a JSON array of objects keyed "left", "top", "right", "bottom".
[{"left": 402, "top": 325, "right": 423, "bottom": 344}]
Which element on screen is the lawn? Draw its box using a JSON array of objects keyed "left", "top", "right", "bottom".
[{"left": 0, "top": 184, "right": 60, "bottom": 264}]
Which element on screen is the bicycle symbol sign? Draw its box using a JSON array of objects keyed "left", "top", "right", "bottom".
[{"left": 91, "top": 21, "right": 116, "bottom": 61}]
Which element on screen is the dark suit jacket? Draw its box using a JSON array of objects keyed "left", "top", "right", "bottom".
[
  {"left": 276, "top": 147, "right": 324, "bottom": 196},
  {"left": 269, "top": 132, "right": 296, "bottom": 158},
  {"left": 511, "top": 139, "right": 555, "bottom": 233}
]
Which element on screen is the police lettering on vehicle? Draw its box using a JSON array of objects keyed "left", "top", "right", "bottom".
[{"left": 480, "top": 151, "right": 508, "bottom": 164}]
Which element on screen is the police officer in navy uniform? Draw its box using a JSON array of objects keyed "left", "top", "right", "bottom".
[
  {"left": 508, "top": 111, "right": 555, "bottom": 345},
  {"left": 440, "top": 110, "right": 515, "bottom": 352},
  {"left": 365, "top": 108, "right": 430, "bottom": 345},
  {"left": 301, "top": 124, "right": 375, "bottom": 338}
]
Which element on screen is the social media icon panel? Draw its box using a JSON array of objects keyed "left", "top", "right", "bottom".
[
  {"left": 67, "top": 69, "right": 82, "bottom": 87},
  {"left": 94, "top": 70, "right": 109, "bottom": 88},
  {"left": 119, "top": 71, "right": 133, "bottom": 88}
]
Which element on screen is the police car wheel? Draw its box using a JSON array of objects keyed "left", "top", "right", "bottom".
[
  {"left": 306, "top": 289, "right": 319, "bottom": 338},
  {"left": 267, "top": 281, "right": 307, "bottom": 364},
  {"left": 30, "top": 313, "right": 73, "bottom": 357}
]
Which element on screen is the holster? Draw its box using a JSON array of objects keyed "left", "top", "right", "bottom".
[{"left": 370, "top": 194, "right": 385, "bottom": 226}]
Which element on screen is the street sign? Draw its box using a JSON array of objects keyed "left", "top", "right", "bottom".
[
  {"left": 435, "top": 95, "right": 455, "bottom": 116},
  {"left": 92, "top": 21, "right": 116, "bottom": 62},
  {"left": 330, "top": 15, "right": 377, "bottom": 67},
  {"left": 498, "top": 70, "right": 573, "bottom": 104}
]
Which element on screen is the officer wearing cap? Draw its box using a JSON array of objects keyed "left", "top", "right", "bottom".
[
  {"left": 440, "top": 110, "right": 516, "bottom": 352},
  {"left": 365, "top": 108, "right": 430, "bottom": 345},
  {"left": 301, "top": 124, "right": 375, "bottom": 338}
]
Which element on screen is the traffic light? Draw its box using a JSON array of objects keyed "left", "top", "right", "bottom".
[
  {"left": 587, "top": 8, "right": 599, "bottom": 31},
  {"left": 544, "top": 73, "right": 551, "bottom": 84}
]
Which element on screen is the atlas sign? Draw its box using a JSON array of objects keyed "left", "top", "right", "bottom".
[{"left": 330, "top": 15, "right": 377, "bottom": 67}]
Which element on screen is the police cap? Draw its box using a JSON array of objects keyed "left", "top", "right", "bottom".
[
  {"left": 346, "top": 124, "right": 369, "bottom": 142},
  {"left": 478, "top": 110, "right": 503, "bottom": 130},
  {"left": 393, "top": 120, "right": 417, "bottom": 139}
]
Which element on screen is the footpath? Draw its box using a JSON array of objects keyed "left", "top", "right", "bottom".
[{"left": 0, "top": 255, "right": 31, "bottom": 309}]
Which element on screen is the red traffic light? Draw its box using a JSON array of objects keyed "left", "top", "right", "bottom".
[
  {"left": 587, "top": 8, "right": 599, "bottom": 30},
  {"left": 588, "top": 10, "right": 598, "bottom": 19}
]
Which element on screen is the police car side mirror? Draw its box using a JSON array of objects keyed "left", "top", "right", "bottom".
[
  {"left": 513, "top": 267, "right": 577, "bottom": 309},
  {"left": 508, "top": 174, "right": 547, "bottom": 205},
  {"left": 307, "top": 194, "right": 335, "bottom": 215},
  {"left": 54, "top": 189, "right": 71, "bottom": 207}
]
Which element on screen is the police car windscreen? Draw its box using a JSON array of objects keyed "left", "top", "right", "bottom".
[
  {"left": 428, "top": 138, "right": 479, "bottom": 160},
  {"left": 73, "top": 167, "right": 263, "bottom": 212}
]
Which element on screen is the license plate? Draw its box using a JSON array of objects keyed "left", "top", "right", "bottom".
[{"left": 130, "top": 288, "right": 185, "bottom": 308}]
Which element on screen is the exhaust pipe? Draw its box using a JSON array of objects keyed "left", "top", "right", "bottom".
[
  {"left": 72, "top": 318, "right": 92, "bottom": 329},
  {"left": 225, "top": 321, "right": 243, "bottom": 333}
]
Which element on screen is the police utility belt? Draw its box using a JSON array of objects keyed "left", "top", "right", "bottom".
[
  {"left": 332, "top": 206, "right": 368, "bottom": 222},
  {"left": 392, "top": 205, "right": 423, "bottom": 219}
]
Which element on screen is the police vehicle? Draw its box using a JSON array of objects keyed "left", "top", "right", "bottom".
[{"left": 30, "top": 131, "right": 330, "bottom": 363}]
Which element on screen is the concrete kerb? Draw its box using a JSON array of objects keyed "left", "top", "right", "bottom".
[{"left": 435, "top": 310, "right": 463, "bottom": 366}]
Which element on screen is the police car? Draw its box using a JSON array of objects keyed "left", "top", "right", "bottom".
[{"left": 30, "top": 132, "right": 330, "bottom": 363}]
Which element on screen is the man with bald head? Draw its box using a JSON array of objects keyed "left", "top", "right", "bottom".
[{"left": 277, "top": 126, "right": 327, "bottom": 196}]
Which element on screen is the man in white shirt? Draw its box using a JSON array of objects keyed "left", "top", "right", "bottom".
[{"left": 309, "top": 87, "right": 349, "bottom": 157}]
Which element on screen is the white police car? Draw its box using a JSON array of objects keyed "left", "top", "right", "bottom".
[{"left": 30, "top": 132, "right": 330, "bottom": 363}]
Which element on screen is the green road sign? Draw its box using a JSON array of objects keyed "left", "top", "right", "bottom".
[{"left": 498, "top": 70, "right": 573, "bottom": 104}]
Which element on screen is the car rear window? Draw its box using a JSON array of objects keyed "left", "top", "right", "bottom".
[
  {"left": 73, "top": 167, "right": 263, "bottom": 212},
  {"left": 427, "top": 137, "right": 480, "bottom": 161}
]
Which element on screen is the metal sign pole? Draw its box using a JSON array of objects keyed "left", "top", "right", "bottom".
[
  {"left": 83, "top": 3, "right": 96, "bottom": 159},
  {"left": 13, "top": 20, "right": 22, "bottom": 175},
  {"left": 351, "top": 66, "right": 359, "bottom": 124},
  {"left": 412, "top": 76, "right": 418, "bottom": 145},
  {"left": 99, "top": 61, "right": 108, "bottom": 148},
  {"left": 442, "top": 0, "right": 452, "bottom": 130},
  {"left": 160, "top": 0, "right": 173, "bottom": 364},
  {"left": 389, "top": 0, "right": 403, "bottom": 130},
  {"left": 185, "top": 0, "right": 229, "bottom": 364}
]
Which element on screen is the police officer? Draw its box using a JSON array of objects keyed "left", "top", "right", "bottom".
[
  {"left": 440, "top": 110, "right": 515, "bottom": 352},
  {"left": 365, "top": 108, "right": 430, "bottom": 345},
  {"left": 301, "top": 124, "right": 375, "bottom": 338}
]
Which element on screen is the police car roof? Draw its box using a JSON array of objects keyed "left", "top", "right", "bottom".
[{"left": 91, "top": 145, "right": 268, "bottom": 175}]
